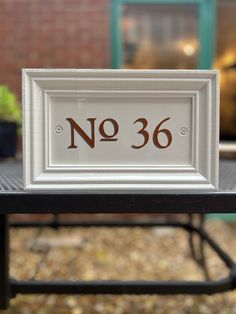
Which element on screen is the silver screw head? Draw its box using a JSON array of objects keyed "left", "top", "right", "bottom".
[
  {"left": 180, "top": 127, "right": 188, "bottom": 136},
  {"left": 55, "top": 125, "right": 63, "bottom": 134}
]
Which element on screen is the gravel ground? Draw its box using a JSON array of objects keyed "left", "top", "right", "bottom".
[{"left": 1, "top": 219, "right": 236, "bottom": 314}]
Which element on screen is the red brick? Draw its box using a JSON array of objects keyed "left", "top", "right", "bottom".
[{"left": 0, "top": 0, "right": 110, "bottom": 100}]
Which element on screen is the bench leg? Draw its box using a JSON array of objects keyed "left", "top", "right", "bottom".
[{"left": 0, "top": 214, "right": 10, "bottom": 309}]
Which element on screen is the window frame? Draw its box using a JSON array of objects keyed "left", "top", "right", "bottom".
[{"left": 111, "top": 0, "right": 216, "bottom": 69}]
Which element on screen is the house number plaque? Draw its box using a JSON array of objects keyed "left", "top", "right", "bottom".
[{"left": 23, "top": 69, "right": 219, "bottom": 191}]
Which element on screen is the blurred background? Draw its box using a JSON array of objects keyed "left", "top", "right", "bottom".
[{"left": 0, "top": 0, "right": 235, "bottom": 148}]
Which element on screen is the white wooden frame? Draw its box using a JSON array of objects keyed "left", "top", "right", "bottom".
[{"left": 22, "top": 69, "right": 219, "bottom": 191}]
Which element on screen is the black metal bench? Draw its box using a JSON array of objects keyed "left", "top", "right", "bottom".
[{"left": 0, "top": 159, "right": 236, "bottom": 309}]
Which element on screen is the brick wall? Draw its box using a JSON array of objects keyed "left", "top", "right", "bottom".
[{"left": 0, "top": 0, "right": 110, "bottom": 99}]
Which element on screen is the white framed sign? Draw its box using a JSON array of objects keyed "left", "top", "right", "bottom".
[{"left": 22, "top": 69, "right": 219, "bottom": 191}]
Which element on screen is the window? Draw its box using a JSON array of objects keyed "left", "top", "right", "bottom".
[
  {"left": 111, "top": 0, "right": 236, "bottom": 142},
  {"left": 122, "top": 4, "right": 199, "bottom": 69},
  {"left": 111, "top": 0, "right": 215, "bottom": 69},
  {"left": 214, "top": 0, "right": 236, "bottom": 140}
]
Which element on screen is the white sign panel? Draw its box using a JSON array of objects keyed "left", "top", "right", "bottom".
[{"left": 22, "top": 69, "right": 219, "bottom": 191}]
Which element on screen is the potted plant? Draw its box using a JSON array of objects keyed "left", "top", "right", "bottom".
[{"left": 0, "top": 85, "right": 21, "bottom": 158}]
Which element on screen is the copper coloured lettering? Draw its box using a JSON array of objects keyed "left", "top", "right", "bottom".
[{"left": 66, "top": 117, "right": 172, "bottom": 150}]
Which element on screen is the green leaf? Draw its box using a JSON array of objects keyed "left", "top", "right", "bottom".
[{"left": 0, "top": 85, "right": 22, "bottom": 129}]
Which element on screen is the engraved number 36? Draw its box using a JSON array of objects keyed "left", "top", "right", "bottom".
[{"left": 131, "top": 117, "right": 172, "bottom": 149}]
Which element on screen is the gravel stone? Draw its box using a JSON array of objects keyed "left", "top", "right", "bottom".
[{"left": 3, "top": 220, "right": 236, "bottom": 313}]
